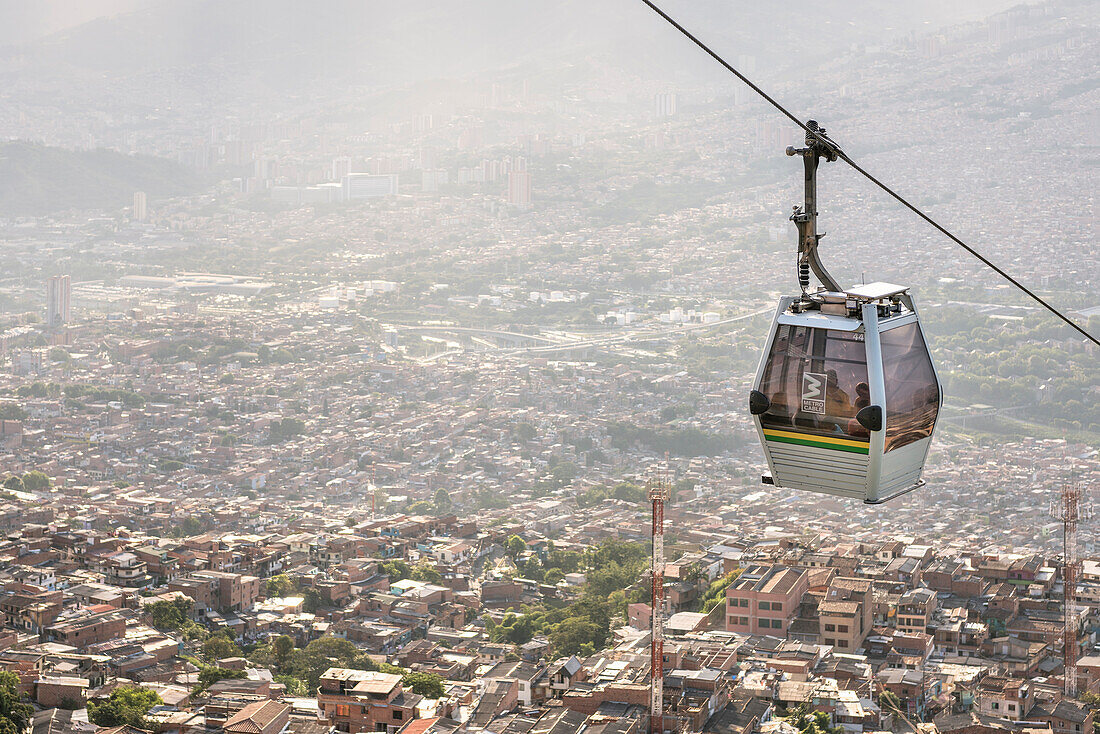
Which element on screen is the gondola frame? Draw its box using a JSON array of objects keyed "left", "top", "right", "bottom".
[{"left": 750, "top": 287, "right": 941, "bottom": 504}]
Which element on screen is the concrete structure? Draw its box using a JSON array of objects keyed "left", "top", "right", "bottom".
[
  {"left": 725, "top": 565, "right": 809, "bottom": 637},
  {"left": 317, "top": 668, "right": 421, "bottom": 734},
  {"left": 46, "top": 275, "right": 71, "bottom": 327}
]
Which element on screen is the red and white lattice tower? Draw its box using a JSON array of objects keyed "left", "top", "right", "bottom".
[
  {"left": 1050, "top": 481, "right": 1093, "bottom": 697},
  {"left": 649, "top": 473, "right": 671, "bottom": 734},
  {"left": 370, "top": 464, "right": 376, "bottom": 521}
]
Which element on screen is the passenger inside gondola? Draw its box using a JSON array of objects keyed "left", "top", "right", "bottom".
[
  {"left": 760, "top": 324, "right": 870, "bottom": 440},
  {"left": 823, "top": 370, "right": 852, "bottom": 433},
  {"left": 768, "top": 391, "right": 793, "bottom": 426},
  {"left": 847, "top": 382, "right": 871, "bottom": 437}
]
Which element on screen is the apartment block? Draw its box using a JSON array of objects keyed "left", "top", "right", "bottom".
[{"left": 725, "top": 565, "right": 809, "bottom": 637}]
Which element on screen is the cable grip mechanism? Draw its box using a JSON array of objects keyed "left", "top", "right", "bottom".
[{"left": 786, "top": 120, "right": 842, "bottom": 294}]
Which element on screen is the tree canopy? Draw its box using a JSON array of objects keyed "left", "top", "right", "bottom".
[
  {"left": 88, "top": 686, "right": 162, "bottom": 728},
  {"left": 401, "top": 671, "right": 445, "bottom": 698},
  {"left": 0, "top": 671, "right": 31, "bottom": 734},
  {"left": 202, "top": 634, "right": 241, "bottom": 662},
  {"left": 146, "top": 597, "right": 191, "bottom": 630}
]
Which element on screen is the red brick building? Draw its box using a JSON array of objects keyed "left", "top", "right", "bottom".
[
  {"left": 318, "top": 667, "right": 421, "bottom": 733},
  {"left": 45, "top": 607, "right": 127, "bottom": 648},
  {"left": 725, "top": 565, "right": 809, "bottom": 637}
]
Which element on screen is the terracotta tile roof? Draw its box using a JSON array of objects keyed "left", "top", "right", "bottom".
[{"left": 224, "top": 700, "right": 290, "bottom": 734}]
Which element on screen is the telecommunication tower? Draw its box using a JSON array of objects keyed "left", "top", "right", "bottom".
[
  {"left": 1049, "top": 481, "right": 1092, "bottom": 697},
  {"left": 649, "top": 470, "right": 671, "bottom": 734}
]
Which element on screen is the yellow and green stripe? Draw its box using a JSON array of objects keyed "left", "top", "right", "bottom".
[{"left": 763, "top": 428, "right": 869, "bottom": 455}]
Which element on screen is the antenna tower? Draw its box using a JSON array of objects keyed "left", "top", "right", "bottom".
[
  {"left": 649, "top": 465, "right": 671, "bottom": 733},
  {"left": 1049, "top": 481, "right": 1093, "bottom": 697}
]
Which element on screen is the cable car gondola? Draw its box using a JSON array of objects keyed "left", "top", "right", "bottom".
[{"left": 749, "top": 122, "right": 941, "bottom": 504}]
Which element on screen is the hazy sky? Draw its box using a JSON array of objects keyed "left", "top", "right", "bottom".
[{"left": 0, "top": 0, "right": 149, "bottom": 44}]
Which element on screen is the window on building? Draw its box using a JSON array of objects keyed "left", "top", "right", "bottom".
[
  {"left": 825, "top": 639, "right": 835, "bottom": 646},
  {"left": 838, "top": 625, "right": 849, "bottom": 633},
  {"left": 992, "top": 703, "right": 999, "bottom": 711},
  {"left": 738, "top": 598, "right": 749, "bottom": 607},
  {"left": 825, "top": 624, "right": 836, "bottom": 632},
  {"left": 773, "top": 602, "right": 782, "bottom": 612},
  {"left": 335, "top": 705, "right": 350, "bottom": 717},
  {"left": 1008, "top": 705, "right": 1015, "bottom": 712},
  {"left": 740, "top": 617, "right": 749, "bottom": 625},
  {"left": 759, "top": 601, "right": 770, "bottom": 611},
  {"left": 393, "top": 711, "right": 403, "bottom": 720},
  {"left": 772, "top": 619, "right": 783, "bottom": 628},
  {"left": 838, "top": 640, "right": 848, "bottom": 648}
]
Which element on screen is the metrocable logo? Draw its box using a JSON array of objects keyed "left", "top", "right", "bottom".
[{"left": 801, "top": 372, "right": 827, "bottom": 414}]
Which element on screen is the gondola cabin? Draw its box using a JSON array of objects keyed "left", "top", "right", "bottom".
[{"left": 749, "top": 283, "right": 941, "bottom": 503}]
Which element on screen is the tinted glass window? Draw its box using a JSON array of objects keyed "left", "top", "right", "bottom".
[
  {"left": 758, "top": 324, "right": 869, "bottom": 439},
  {"left": 881, "top": 322, "right": 939, "bottom": 452}
]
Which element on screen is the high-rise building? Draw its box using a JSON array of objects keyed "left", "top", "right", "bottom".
[
  {"left": 654, "top": 92, "right": 678, "bottom": 118},
  {"left": 421, "top": 169, "right": 449, "bottom": 193},
  {"left": 507, "top": 171, "right": 532, "bottom": 209},
  {"left": 331, "top": 157, "right": 353, "bottom": 181},
  {"left": 342, "top": 174, "right": 398, "bottom": 200},
  {"left": 46, "top": 275, "right": 71, "bottom": 327},
  {"left": 133, "top": 191, "right": 147, "bottom": 222}
]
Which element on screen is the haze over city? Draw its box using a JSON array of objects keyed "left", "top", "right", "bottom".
[{"left": 0, "top": 2, "right": 1096, "bottom": 734}]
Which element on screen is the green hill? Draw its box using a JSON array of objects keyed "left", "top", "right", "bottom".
[{"left": 0, "top": 141, "right": 202, "bottom": 216}]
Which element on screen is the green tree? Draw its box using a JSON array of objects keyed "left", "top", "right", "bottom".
[
  {"left": 275, "top": 675, "right": 307, "bottom": 696},
  {"left": 1, "top": 477, "right": 22, "bottom": 493},
  {"left": 0, "top": 405, "right": 25, "bottom": 421},
  {"left": 432, "top": 487, "right": 452, "bottom": 514},
  {"left": 547, "top": 549, "right": 582, "bottom": 573},
  {"left": 787, "top": 707, "right": 842, "bottom": 734},
  {"left": 88, "top": 686, "right": 162, "bottom": 728},
  {"left": 285, "top": 636, "right": 379, "bottom": 690},
  {"left": 20, "top": 471, "right": 49, "bottom": 492},
  {"left": 270, "top": 417, "right": 306, "bottom": 442},
  {"left": 401, "top": 671, "right": 445, "bottom": 698},
  {"left": 266, "top": 574, "right": 294, "bottom": 598},
  {"left": 158, "top": 458, "right": 185, "bottom": 473},
  {"left": 301, "top": 588, "right": 325, "bottom": 613},
  {"left": 273, "top": 635, "right": 295, "bottom": 662},
  {"left": 195, "top": 667, "right": 247, "bottom": 693},
  {"left": 506, "top": 535, "right": 526, "bottom": 558},
  {"left": 492, "top": 615, "right": 535, "bottom": 645},
  {"left": 699, "top": 569, "right": 742, "bottom": 613},
  {"left": 380, "top": 560, "right": 410, "bottom": 582},
  {"left": 245, "top": 643, "right": 276, "bottom": 669},
  {"left": 0, "top": 671, "right": 31, "bottom": 734},
  {"left": 878, "top": 691, "right": 903, "bottom": 716},
  {"left": 202, "top": 635, "right": 240, "bottom": 662},
  {"left": 410, "top": 562, "right": 443, "bottom": 585},
  {"left": 549, "top": 616, "right": 602, "bottom": 657},
  {"left": 146, "top": 597, "right": 191, "bottom": 630}
]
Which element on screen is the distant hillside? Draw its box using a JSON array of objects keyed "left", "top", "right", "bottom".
[
  {"left": 0, "top": 0, "right": 1031, "bottom": 94},
  {"left": 0, "top": 142, "right": 201, "bottom": 216},
  {"left": 0, "top": 0, "right": 150, "bottom": 44}
]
